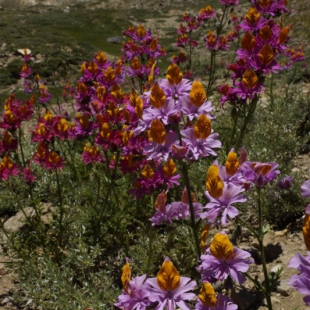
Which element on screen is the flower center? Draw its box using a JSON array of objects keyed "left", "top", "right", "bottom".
[
  {"left": 199, "top": 282, "right": 217, "bottom": 308},
  {"left": 210, "top": 233, "right": 234, "bottom": 260},
  {"left": 157, "top": 259, "right": 180, "bottom": 291},
  {"left": 206, "top": 165, "right": 223, "bottom": 199},
  {"left": 225, "top": 151, "right": 239, "bottom": 175},
  {"left": 190, "top": 81, "right": 207, "bottom": 107},
  {"left": 194, "top": 114, "right": 211, "bottom": 140},
  {"left": 150, "top": 119, "right": 166, "bottom": 144},
  {"left": 166, "top": 63, "right": 183, "bottom": 85},
  {"left": 150, "top": 84, "right": 166, "bottom": 109}
]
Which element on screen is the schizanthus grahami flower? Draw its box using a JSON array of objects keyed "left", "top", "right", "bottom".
[
  {"left": 203, "top": 163, "right": 246, "bottom": 226},
  {"left": 198, "top": 232, "right": 253, "bottom": 284},
  {"left": 115, "top": 258, "right": 152, "bottom": 310},
  {"left": 146, "top": 257, "right": 196, "bottom": 310},
  {"left": 195, "top": 282, "right": 238, "bottom": 310}
]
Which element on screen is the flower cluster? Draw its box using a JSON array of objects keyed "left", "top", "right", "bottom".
[
  {"left": 219, "top": 0, "right": 294, "bottom": 105},
  {"left": 115, "top": 257, "right": 197, "bottom": 310},
  {"left": 122, "top": 24, "right": 166, "bottom": 90},
  {"left": 0, "top": 94, "right": 36, "bottom": 182}
]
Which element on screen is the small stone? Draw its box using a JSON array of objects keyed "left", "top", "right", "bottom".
[
  {"left": 251, "top": 240, "right": 259, "bottom": 249},
  {"left": 107, "top": 36, "right": 123, "bottom": 44},
  {"left": 274, "top": 229, "right": 288, "bottom": 237},
  {"left": 271, "top": 297, "right": 280, "bottom": 304},
  {"left": 276, "top": 280, "right": 292, "bottom": 297},
  {"left": 1, "top": 297, "right": 10, "bottom": 305},
  {"left": 271, "top": 264, "right": 283, "bottom": 274}
]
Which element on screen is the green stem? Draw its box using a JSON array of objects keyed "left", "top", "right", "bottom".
[
  {"left": 182, "top": 162, "right": 201, "bottom": 260},
  {"left": 235, "top": 95, "right": 259, "bottom": 151},
  {"left": 257, "top": 187, "right": 273, "bottom": 310},
  {"left": 55, "top": 169, "right": 65, "bottom": 245}
]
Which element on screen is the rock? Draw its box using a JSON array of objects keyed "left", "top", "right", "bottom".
[
  {"left": 0, "top": 6, "right": 3, "bottom": 10},
  {"left": 251, "top": 240, "right": 259, "bottom": 249},
  {"left": 271, "top": 296, "right": 281, "bottom": 304},
  {"left": 35, "top": 53, "right": 43, "bottom": 60},
  {"left": 64, "top": 9, "right": 70, "bottom": 13},
  {"left": 270, "top": 264, "right": 283, "bottom": 274},
  {"left": 276, "top": 280, "right": 292, "bottom": 297},
  {"left": 1, "top": 297, "right": 10, "bottom": 305},
  {"left": 274, "top": 229, "right": 288, "bottom": 237},
  {"left": 107, "top": 36, "right": 123, "bottom": 44},
  {"left": 3, "top": 207, "right": 35, "bottom": 233},
  {"left": 3, "top": 203, "right": 55, "bottom": 233}
]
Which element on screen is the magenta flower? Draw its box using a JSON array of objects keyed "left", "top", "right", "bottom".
[
  {"left": 288, "top": 252, "right": 310, "bottom": 305},
  {"left": 0, "top": 156, "right": 20, "bottom": 181},
  {"left": 198, "top": 232, "right": 253, "bottom": 284},
  {"left": 145, "top": 257, "right": 196, "bottom": 310}
]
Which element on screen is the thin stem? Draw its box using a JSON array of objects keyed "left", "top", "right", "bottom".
[
  {"left": 235, "top": 95, "right": 259, "bottom": 151},
  {"left": 182, "top": 162, "right": 201, "bottom": 260},
  {"left": 257, "top": 187, "right": 273, "bottom": 310},
  {"left": 55, "top": 169, "right": 65, "bottom": 246}
]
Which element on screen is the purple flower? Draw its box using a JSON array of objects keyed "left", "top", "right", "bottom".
[
  {"left": 277, "top": 175, "right": 293, "bottom": 189},
  {"left": 195, "top": 282, "right": 237, "bottom": 310},
  {"left": 202, "top": 165, "right": 246, "bottom": 226},
  {"left": 145, "top": 257, "right": 197, "bottom": 310},
  {"left": 150, "top": 188, "right": 203, "bottom": 225},
  {"left": 301, "top": 180, "right": 310, "bottom": 198},
  {"left": 115, "top": 259, "right": 152, "bottom": 310},
  {"left": 198, "top": 232, "right": 253, "bottom": 284},
  {"left": 241, "top": 161, "right": 280, "bottom": 188},
  {"left": 288, "top": 252, "right": 310, "bottom": 305},
  {"left": 115, "top": 275, "right": 152, "bottom": 310}
]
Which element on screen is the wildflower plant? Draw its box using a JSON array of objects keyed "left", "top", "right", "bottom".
[{"left": 0, "top": 0, "right": 309, "bottom": 309}]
